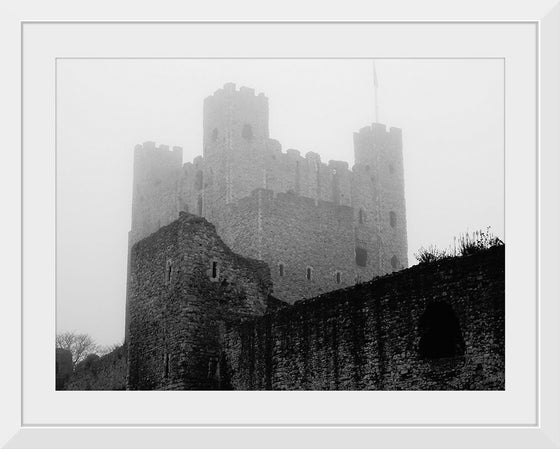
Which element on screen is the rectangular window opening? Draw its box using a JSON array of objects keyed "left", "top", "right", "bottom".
[
  {"left": 306, "top": 267, "right": 313, "bottom": 281},
  {"left": 211, "top": 261, "right": 218, "bottom": 279}
]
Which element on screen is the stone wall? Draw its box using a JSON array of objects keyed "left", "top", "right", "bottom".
[
  {"left": 64, "top": 345, "right": 127, "bottom": 390},
  {"left": 216, "top": 189, "right": 379, "bottom": 304},
  {"left": 223, "top": 246, "right": 505, "bottom": 390},
  {"left": 127, "top": 212, "right": 273, "bottom": 390},
  {"left": 55, "top": 348, "right": 73, "bottom": 390},
  {"left": 126, "top": 84, "right": 408, "bottom": 336}
]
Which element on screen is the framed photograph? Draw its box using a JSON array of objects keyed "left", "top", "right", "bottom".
[{"left": 3, "top": 1, "right": 560, "bottom": 447}]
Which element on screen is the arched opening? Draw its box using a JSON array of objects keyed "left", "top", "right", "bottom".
[
  {"left": 389, "top": 211, "right": 397, "bottom": 229},
  {"left": 335, "top": 271, "right": 341, "bottom": 284},
  {"left": 242, "top": 123, "right": 253, "bottom": 140},
  {"left": 419, "top": 302, "right": 465, "bottom": 359},
  {"left": 391, "top": 255, "right": 399, "bottom": 269},
  {"left": 278, "top": 263, "right": 285, "bottom": 277},
  {"left": 306, "top": 266, "right": 313, "bottom": 281}
]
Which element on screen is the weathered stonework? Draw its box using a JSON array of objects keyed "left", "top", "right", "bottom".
[
  {"left": 77, "top": 82, "right": 505, "bottom": 392},
  {"left": 126, "top": 212, "right": 273, "bottom": 390},
  {"left": 72, "top": 213, "right": 504, "bottom": 391},
  {"left": 63, "top": 346, "right": 127, "bottom": 391},
  {"left": 222, "top": 246, "right": 505, "bottom": 390},
  {"left": 55, "top": 348, "right": 73, "bottom": 390},
  {"left": 126, "top": 84, "right": 408, "bottom": 338}
]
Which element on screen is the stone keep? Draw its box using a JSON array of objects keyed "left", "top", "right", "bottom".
[{"left": 126, "top": 83, "right": 409, "bottom": 339}]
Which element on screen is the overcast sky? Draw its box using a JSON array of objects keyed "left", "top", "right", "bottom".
[{"left": 57, "top": 59, "right": 504, "bottom": 346}]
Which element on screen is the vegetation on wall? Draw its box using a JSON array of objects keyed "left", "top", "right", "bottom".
[{"left": 414, "top": 227, "right": 504, "bottom": 264}]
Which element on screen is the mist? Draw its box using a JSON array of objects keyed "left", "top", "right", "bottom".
[{"left": 56, "top": 58, "right": 503, "bottom": 346}]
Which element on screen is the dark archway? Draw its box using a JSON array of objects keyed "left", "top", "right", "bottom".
[{"left": 419, "top": 302, "right": 465, "bottom": 359}]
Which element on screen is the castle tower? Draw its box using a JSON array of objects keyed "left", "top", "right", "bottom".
[
  {"left": 129, "top": 141, "right": 183, "bottom": 245},
  {"left": 126, "top": 141, "right": 183, "bottom": 342},
  {"left": 201, "top": 83, "right": 270, "bottom": 225},
  {"left": 353, "top": 123, "right": 408, "bottom": 273}
]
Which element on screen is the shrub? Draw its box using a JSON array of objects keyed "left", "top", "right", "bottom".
[
  {"left": 414, "top": 245, "right": 449, "bottom": 264},
  {"left": 414, "top": 227, "right": 504, "bottom": 264},
  {"left": 457, "top": 227, "right": 504, "bottom": 256}
]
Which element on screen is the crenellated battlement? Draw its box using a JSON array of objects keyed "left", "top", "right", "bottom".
[
  {"left": 209, "top": 82, "right": 267, "bottom": 100},
  {"left": 134, "top": 141, "right": 183, "bottom": 157},
  {"left": 353, "top": 123, "right": 402, "bottom": 146},
  {"left": 128, "top": 85, "right": 407, "bottom": 314}
]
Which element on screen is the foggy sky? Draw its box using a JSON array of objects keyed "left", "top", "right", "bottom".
[{"left": 57, "top": 59, "right": 504, "bottom": 346}]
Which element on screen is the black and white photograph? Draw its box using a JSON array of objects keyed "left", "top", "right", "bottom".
[
  {"left": 6, "top": 7, "right": 560, "bottom": 449},
  {"left": 55, "top": 58, "right": 505, "bottom": 391}
]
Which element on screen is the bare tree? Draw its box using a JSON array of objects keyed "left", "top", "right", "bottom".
[{"left": 56, "top": 331, "right": 98, "bottom": 369}]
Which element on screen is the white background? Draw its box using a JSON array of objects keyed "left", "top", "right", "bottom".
[{"left": 21, "top": 22, "right": 536, "bottom": 426}]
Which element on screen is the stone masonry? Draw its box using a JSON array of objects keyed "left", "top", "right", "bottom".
[
  {"left": 124, "top": 216, "right": 503, "bottom": 390},
  {"left": 62, "top": 214, "right": 504, "bottom": 391},
  {"left": 126, "top": 212, "right": 274, "bottom": 390},
  {"left": 125, "top": 84, "right": 408, "bottom": 339},
  {"left": 59, "top": 83, "right": 504, "bottom": 391},
  {"left": 223, "top": 246, "right": 505, "bottom": 390}
]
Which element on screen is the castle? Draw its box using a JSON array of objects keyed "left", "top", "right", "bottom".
[
  {"left": 125, "top": 82, "right": 408, "bottom": 339},
  {"left": 58, "top": 83, "right": 505, "bottom": 391}
]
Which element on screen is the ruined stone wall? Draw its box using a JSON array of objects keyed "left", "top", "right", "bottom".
[
  {"left": 127, "top": 212, "right": 272, "bottom": 390},
  {"left": 126, "top": 141, "right": 185, "bottom": 341},
  {"left": 127, "top": 85, "right": 408, "bottom": 333},
  {"left": 64, "top": 346, "right": 127, "bottom": 391},
  {"left": 55, "top": 348, "right": 73, "bottom": 390},
  {"left": 223, "top": 246, "right": 505, "bottom": 390}
]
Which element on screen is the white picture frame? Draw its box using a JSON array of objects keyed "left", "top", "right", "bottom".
[{"left": 3, "top": 1, "right": 560, "bottom": 447}]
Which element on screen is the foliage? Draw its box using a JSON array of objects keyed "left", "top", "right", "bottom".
[
  {"left": 456, "top": 227, "right": 504, "bottom": 256},
  {"left": 414, "top": 227, "right": 503, "bottom": 264},
  {"left": 414, "top": 245, "right": 449, "bottom": 264},
  {"left": 56, "top": 331, "right": 99, "bottom": 369}
]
